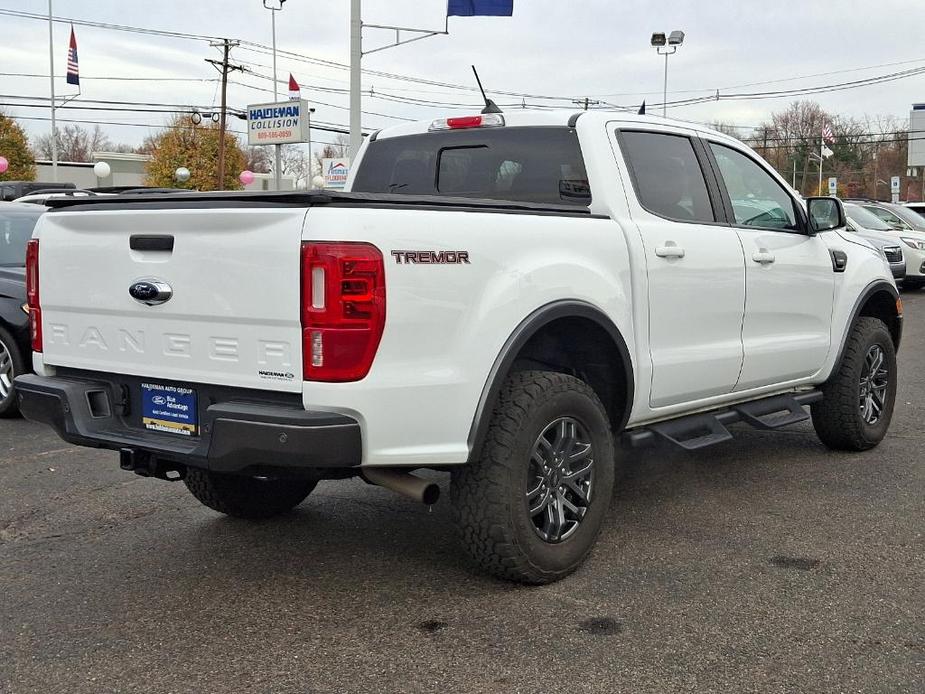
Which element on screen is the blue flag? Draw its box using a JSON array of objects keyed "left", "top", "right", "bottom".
[{"left": 448, "top": 0, "right": 513, "bottom": 17}]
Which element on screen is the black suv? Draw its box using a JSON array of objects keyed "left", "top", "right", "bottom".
[{"left": 0, "top": 202, "right": 46, "bottom": 416}]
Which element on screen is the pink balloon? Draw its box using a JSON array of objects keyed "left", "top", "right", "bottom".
[
  {"left": 239, "top": 170, "right": 255, "bottom": 186},
  {"left": 0, "top": 156, "right": 8, "bottom": 174}
]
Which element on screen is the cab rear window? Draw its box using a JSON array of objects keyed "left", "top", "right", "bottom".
[{"left": 351, "top": 126, "right": 591, "bottom": 206}]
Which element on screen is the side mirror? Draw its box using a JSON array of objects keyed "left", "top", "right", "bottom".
[{"left": 806, "top": 196, "right": 846, "bottom": 234}]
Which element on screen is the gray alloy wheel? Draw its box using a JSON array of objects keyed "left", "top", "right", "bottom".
[
  {"left": 0, "top": 337, "right": 13, "bottom": 404},
  {"left": 526, "top": 416, "right": 595, "bottom": 543},
  {"left": 859, "top": 344, "right": 889, "bottom": 425}
]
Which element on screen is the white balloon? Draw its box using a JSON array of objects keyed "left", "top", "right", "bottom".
[
  {"left": 175, "top": 167, "right": 191, "bottom": 183},
  {"left": 93, "top": 161, "right": 111, "bottom": 179},
  {"left": 311, "top": 175, "right": 325, "bottom": 189}
]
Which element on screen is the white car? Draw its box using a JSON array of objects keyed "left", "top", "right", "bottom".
[
  {"left": 14, "top": 190, "right": 113, "bottom": 205},
  {"left": 905, "top": 201, "right": 925, "bottom": 219},
  {"left": 848, "top": 199, "right": 925, "bottom": 288},
  {"left": 16, "top": 111, "right": 902, "bottom": 584},
  {"left": 843, "top": 203, "right": 908, "bottom": 281}
]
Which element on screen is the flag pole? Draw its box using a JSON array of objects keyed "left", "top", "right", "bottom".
[
  {"left": 818, "top": 136, "right": 823, "bottom": 196},
  {"left": 48, "top": 0, "right": 58, "bottom": 182}
]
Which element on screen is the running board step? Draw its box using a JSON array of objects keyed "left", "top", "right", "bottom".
[
  {"left": 649, "top": 414, "right": 733, "bottom": 451},
  {"left": 626, "top": 391, "right": 823, "bottom": 451}
]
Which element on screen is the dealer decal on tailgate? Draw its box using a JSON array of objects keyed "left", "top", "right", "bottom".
[{"left": 141, "top": 383, "right": 198, "bottom": 436}]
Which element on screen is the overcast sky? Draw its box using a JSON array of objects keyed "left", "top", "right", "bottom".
[{"left": 2, "top": 0, "right": 924, "bottom": 151}]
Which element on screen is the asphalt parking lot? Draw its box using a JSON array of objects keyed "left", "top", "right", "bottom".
[{"left": 1, "top": 296, "right": 923, "bottom": 694}]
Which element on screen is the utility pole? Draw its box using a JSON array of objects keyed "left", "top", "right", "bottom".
[
  {"left": 350, "top": 0, "right": 362, "bottom": 160},
  {"left": 206, "top": 40, "right": 243, "bottom": 190},
  {"left": 572, "top": 98, "right": 601, "bottom": 111}
]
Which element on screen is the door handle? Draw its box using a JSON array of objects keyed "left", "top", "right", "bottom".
[
  {"left": 752, "top": 249, "right": 776, "bottom": 265},
  {"left": 655, "top": 242, "right": 685, "bottom": 259}
]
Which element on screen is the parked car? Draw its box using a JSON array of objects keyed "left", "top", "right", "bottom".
[
  {"left": 16, "top": 111, "right": 901, "bottom": 583},
  {"left": 846, "top": 199, "right": 925, "bottom": 288},
  {"left": 905, "top": 201, "right": 925, "bottom": 219},
  {"left": 0, "top": 202, "right": 46, "bottom": 416},
  {"left": 843, "top": 203, "right": 907, "bottom": 281},
  {"left": 0, "top": 181, "right": 75, "bottom": 202},
  {"left": 14, "top": 189, "right": 109, "bottom": 205}
]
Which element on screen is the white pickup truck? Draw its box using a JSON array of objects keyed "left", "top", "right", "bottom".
[{"left": 16, "top": 110, "right": 902, "bottom": 583}]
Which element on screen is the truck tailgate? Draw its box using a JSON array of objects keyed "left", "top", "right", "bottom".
[{"left": 36, "top": 207, "right": 306, "bottom": 393}]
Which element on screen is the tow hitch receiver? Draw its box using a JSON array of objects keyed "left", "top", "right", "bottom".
[{"left": 119, "top": 448, "right": 186, "bottom": 481}]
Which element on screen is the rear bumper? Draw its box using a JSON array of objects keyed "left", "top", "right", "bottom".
[{"left": 14, "top": 373, "right": 362, "bottom": 474}]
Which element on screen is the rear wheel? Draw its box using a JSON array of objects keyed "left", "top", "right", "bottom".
[
  {"left": 0, "top": 326, "right": 25, "bottom": 418},
  {"left": 812, "top": 317, "right": 897, "bottom": 451},
  {"left": 452, "top": 370, "right": 615, "bottom": 584},
  {"left": 184, "top": 468, "right": 316, "bottom": 519}
]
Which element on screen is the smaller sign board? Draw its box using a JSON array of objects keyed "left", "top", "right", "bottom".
[
  {"left": 891, "top": 176, "right": 901, "bottom": 193},
  {"left": 322, "top": 158, "right": 351, "bottom": 190},
  {"left": 247, "top": 100, "right": 311, "bottom": 146},
  {"left": 828, "top": 177, "right": 837, "bottom": 196}
]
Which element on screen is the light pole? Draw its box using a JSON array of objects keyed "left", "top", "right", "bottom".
[
  {"left": 306, "top": 106, "right": 315, "bottom": 189},
  {"left": 651, "top": 30, "right": 684, "bottom": 117},
  {"left": 263, "top": 0, "right": 286, "bottom": 190}
]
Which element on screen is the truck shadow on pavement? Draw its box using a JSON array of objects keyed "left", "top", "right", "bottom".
[{"left": 126, "top": 421, "right": 841, "bottom": 591}]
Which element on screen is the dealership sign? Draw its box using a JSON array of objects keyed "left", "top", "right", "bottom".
[
  {"left": 247, "top": 100, "right": 311, "bottom": 146},
  {"left": 322, "top": 158, "right": 351, "bottom": 189}
]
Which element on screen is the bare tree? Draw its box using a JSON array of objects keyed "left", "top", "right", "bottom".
[
  {"left": 244, "top": 146, "right": 272, "bottom": 174},
  {"left": 281, "top": 145, "right": 313, "bottom": 189},
  {"left": 33, "top": 123, "right": 114, "bottom": 162}
]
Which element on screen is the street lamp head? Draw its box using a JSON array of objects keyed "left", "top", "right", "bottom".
[
  {"left": 650, "top": 32, "right": 667, "bottom": 47},
  {"left": 668, "top": 30, "right": 685, "bottom": 46},
  {"left": 262, "top": 0, "right": 286, "bottom": 9}
]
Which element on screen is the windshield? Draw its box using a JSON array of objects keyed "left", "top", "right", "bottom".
[
  {"left": 0, "top": 206, "right": 44, "bottom": 266},
  {"left": 845, "top": 204, "right": 893, "bottom": 231},
  {"left": 884, "top": 203, "right": 925, "bottom": 230}
]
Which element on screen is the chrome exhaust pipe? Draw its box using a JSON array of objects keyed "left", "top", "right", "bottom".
[{"left": 362, "top": 468, "right": 440, "bottom": 505}]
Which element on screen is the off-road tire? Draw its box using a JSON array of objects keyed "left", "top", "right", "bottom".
[
  {"left": 0, "top": 325, "right": 25, "bottom": 418},
  {"left": 184, "top": 468, "right": 317, "bottom": 519},
  {"left": 452, "top": 370, "right": 615, "bottom": 584},
  {"left": 812, "top": 317, "right": 897, "bottom": 451}
]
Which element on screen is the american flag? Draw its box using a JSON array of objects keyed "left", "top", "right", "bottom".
[
  {"left": 822, "top": 123, "right": 835, "bottom": 144},
  {"left": 66, "top": 25, "right": 79, "bottom": 86}
]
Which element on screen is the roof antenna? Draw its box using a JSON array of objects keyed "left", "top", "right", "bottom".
[
  {"left": 638, "top": 100, "right": 646, "bottom": 115},
  {"left": 472, "top": 65, "right": 503, "bottom": 114}
]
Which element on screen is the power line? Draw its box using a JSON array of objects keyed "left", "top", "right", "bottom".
[
  {"left": 11, "top": 114, "right": 346, "bottom": 147},
  {"left": 0, "top": 72, "right": 218, "bottom": 83},
  {"left": 0, "top": 7, "right": 219, "bottom": 42}
]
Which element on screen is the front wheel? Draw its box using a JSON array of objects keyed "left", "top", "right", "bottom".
[
  {"left": 184, "top": 469, "right": 317, "bottom": 519},
  {"left": 812, "top": 317, "right": 897, "bottom": 451},
  {"left": 452, "top": 370, "right": 615, "bottom": 584}
]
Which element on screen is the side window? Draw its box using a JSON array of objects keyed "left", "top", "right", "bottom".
[
  {"left": 863, "top": 206, "right": 906, "bottom": 228},
  {"left": 709, "top": 143, "right": 798, "bottom": 231},
  {"left": 620, "top": 131, "right": 715, "bottom": 223}
]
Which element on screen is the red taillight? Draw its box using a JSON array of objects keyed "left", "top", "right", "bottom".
[
  {"left": 300, "top": 242, "right": 385, "bottom": 382},
  {"left": 25, "top": 239, "right": 42, "bottom": 353}
]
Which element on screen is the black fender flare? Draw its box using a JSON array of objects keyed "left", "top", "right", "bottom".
[
  {"left": 829, "top": 280, "right": 902, "bottom": 378},
  {"left": 466, "top": 300, "right": 634, "bottom": 464}
]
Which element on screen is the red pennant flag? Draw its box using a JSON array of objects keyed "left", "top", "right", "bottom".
[{"left": 288, "top": 73, "right": 300, "bottom": 101}]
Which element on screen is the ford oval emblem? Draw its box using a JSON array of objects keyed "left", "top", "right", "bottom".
[{"left": 129, "top": 279, "right": 172, "bottom": 306}]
